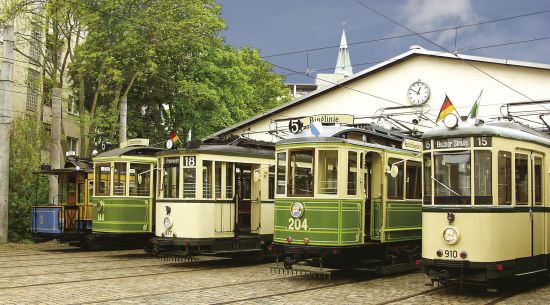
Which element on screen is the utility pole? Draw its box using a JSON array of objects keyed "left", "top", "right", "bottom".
[
  {"left": 0, "top": 21, "right": 15, "bottom": 244},
  {"left": 49, "top": 88, "right": 62, "bottom": 205},
  {"left": 119, "top": 95, "right": 127, "bottom": 144}
]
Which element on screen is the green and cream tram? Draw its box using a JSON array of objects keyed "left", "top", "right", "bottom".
[
  {"left": 151, "top": 139, "right": 275, "bottom": 256},
  {"left": 421, "top": 119, "right": 550, "bottom": 286},
  {"left": 273, "top": 125, "right": 422, "bottom": 272}
]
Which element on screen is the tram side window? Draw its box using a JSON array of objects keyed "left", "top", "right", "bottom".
[
  {"left": 498, "top": 151, "right": 512, "bottom": 205},
  {"left": 163, "top": 157, "right": 180, "bottom": 198},
  {"left": 406, "top": 161, "right": 422, "bottom": 199},
  {"left": 183, "top": 157, "right": 196, "bottom": 199},
  {"left": 226, "top": 163, "right": 234, "bottom": 198},
  {"left": 534, "top": 156, "right": 542, "bottom": 205},
  {"left": 269, "top": 165, "right": 275, "bottom": 199},
  {"left": 474, "top": 151, "right": 492, "bottom": 205},
  {"left": 387, "top": 158, "right": 404, "bottom": 200},
  {"left": 113, "top": 162, "right": 127, "bottom": 196},
  {"left": 515, "top": 153, "right": 528, "bottom": 205},
  {"left": 289, "top": 150, "right": 314, "bottom": 196},
  {"left": 423, "top": 153, "right": 431, "bottom": 205},
  {"left": 129, "top": 163, "right": 151, "bottom": 196},
  {"left": 215, "top": 162, "right": 222, "bottom": 198},
  {"left": 318, "top": 150, "right": 338, "bottom": 195},
  {"left": 347, "top": 151, "right": 357, "bottom": 195},
  {"left": 276, "top": 153, "right": 286, "bottom": 195},
  {"left": 434, "top": 151, "right": 471, "bottom": 205},
  {"left": 203, "top": 160, "right": 213, "bottom": 199},
  {"left": 95, "top": 163, "right": 111, "bottom": 196}
]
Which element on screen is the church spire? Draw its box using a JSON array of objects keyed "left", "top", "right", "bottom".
[{"left": 334, "top": 29, "right": 353, "bottom": 76}]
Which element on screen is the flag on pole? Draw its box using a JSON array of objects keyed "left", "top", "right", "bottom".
[
  {"left": 435, "top": 95, "right": 457, "bottom": 123},
  {"left": 187, "top": 129, "right": 192, "bottom": 141},
  {"left": 468, "top": 90, "right": 483, "bottom": 119},
  {"left": 169, "top": 131, "right": 179, "bottom": 143}
]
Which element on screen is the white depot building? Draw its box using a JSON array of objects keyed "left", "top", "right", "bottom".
[{"left": 208, "top": 44, "right": 550, "bottom": 143}]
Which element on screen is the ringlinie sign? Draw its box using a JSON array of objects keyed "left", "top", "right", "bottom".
[{"left": 286, "top": 114, "right": 355, "bottom": 133}]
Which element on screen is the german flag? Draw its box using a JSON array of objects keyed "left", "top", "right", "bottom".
[
  {"left": 435, "top": 95, "right": 457, "bottom": 123},
  {"left": 169, "top": 131, "right": 179, "bottom": 143}
]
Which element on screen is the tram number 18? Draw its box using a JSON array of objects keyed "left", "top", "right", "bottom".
[
  {"left": 288, "top": 218, "right": 308, "bottom": 230},
  {"left": 444, "top": 250, "right": 458, "bottom": 258}
]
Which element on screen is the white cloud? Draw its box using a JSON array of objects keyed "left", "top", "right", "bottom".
[{"left": 397, "top": 0, "right": 479, "bottom": 45}]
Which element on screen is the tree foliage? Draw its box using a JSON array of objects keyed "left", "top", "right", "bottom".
[{"left": 8, "top": 116, "right": 49, "bottom": 241}]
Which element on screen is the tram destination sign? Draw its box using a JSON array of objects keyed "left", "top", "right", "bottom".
[{"left": 434, "top": 137, "right": 470, "bottom": 149}]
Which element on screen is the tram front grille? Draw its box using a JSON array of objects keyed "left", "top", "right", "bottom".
[{"left": 433, "top": 259, "right": 469, "bottom": 268}]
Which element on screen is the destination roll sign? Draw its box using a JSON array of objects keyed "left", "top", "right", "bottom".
[{"left": 434, "top": 137, "right": 470, "bottom": 149}]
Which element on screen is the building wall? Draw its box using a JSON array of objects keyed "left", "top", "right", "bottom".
[{"left": 231, "top": 55, "right": 550, "bottom": 142}]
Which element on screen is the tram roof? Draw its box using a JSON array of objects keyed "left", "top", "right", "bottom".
[
  {"left": 33, "top": 158, "right": 92, "bottom": 175},
  {"left": 277, "top": 125, "right": 417, "bottom": 154},
  {"left": 422, "top": 120, "right": 550, "bottom": 147},
  {"left": 94, "top": 146, "right": 163, "bottom": 158},
  {"left": 157, "top": 144, "right": 274, "bottom": 159}
]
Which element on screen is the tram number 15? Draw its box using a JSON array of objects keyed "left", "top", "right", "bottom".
[
  {"left": 444, "top": 250, "right": 457, "bottom": 258},
  {"left": 288, "top": 218, "right": 308, "bottom": 230}
]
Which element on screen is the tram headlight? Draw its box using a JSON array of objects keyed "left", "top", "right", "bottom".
[
  {"left": 163, "top": 216, "right": 173, "bottom": 229},
  {"left": 442, "top": 227, "right": 459, "bottom": 245}
]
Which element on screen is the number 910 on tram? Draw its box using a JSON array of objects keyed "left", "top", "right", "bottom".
[{"left": 421, "top": 119, "right": 550, "bottom": 286}]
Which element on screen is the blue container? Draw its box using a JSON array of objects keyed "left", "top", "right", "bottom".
[{"left": 31, "top": 207, "right": 63, "bottom": 235}]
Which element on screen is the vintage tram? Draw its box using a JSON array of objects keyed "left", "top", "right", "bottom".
[
  {"left": 31, "top": 157, "right": 94, "bottom": 242},
  {"left": 272, "top": 124, "right": 422, "bottom": 273},
  {"left": 89, "top": 139, "right": 162, "bottom": 249},
  {"left": 151, "top": 138, "right": 275, "bottom": 257},
  {"left": 421, "top": 118, "right": 550, "bottom": 287}
]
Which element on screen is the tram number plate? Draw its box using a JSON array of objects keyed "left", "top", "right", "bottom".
[
  {"left": 443, "top": 250, "right": 458, "bottom": 258},
  {"left": 287, "top": 218, "right": 308, "bottom": 230}
]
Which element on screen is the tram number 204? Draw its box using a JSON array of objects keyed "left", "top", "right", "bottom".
[{"left": 288, "top": 218, "right": 308, "bottom": 230}]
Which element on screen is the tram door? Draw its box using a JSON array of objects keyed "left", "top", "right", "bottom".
[
  {"left": 363, "top": 152, "right": 372, "bottom": 239},
  {"left": 235, "top": 164, "right": 252, "bottom": 233},
  {"left": 65, "top": 175, "right": 78, "bottom": 231},
  {"left": 531, "top": 154, "right": 545, "bottom": 265}
]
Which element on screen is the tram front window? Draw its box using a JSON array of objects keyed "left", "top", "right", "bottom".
[
  {"left": 433, "top": 151, "right": 471, "bottom": 205},
  {"left": 289, "top": 150, "right": 314, "bottom": 196}
]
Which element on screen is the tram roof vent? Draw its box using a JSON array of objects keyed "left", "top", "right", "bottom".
[{"left": 475, "top": 119, "right": 485, "bottom": 126}]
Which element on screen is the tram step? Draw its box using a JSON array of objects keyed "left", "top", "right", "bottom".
[{"left": 377, "top": 261, "right": 420, "bottom": 275}]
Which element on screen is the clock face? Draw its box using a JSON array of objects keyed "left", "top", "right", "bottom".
[{"left": 407, "top": 81, "right": 430, "bottom": 105}]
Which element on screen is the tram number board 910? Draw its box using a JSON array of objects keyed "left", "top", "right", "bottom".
[{"left": 432, "top": 137, "right": 491, "bottom": 149}]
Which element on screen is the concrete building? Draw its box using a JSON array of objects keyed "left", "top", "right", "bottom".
[
  {"left": 0, "top": 6, "right": 83, "bottom": 157},
  {"left": 208, "top": 45, "right": 550, "bottom": 142}
]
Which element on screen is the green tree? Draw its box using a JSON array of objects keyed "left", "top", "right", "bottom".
[{"left": 8, "top": 116, "right": 48, "bottom": 241}]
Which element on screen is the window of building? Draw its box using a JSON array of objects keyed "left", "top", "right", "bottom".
[
  {"left": 129, "top": 163, "right": 151, "bottom": 196},
  {"left": 318, "top": 150, "right": 338, "bottom": 195},
  {"left": 94, "top": 163, "right": 111, "bottom": 196},
  {"left": 26, "top": 69, "right": 40, "bottom": 112},
  {"left": 515, "top": 153, "right": 528, "bottom": 205},
  {"left": 406, "top": 161, "right": 422, "bottom": 199},
  {"left": 67, "top": 97, "right": 79, "bottom": 115},
  {"left": 347, "top": 151, "right": 357, "bottom": 195},
  {"left": 474, "top": 151, "right": 492, "bottom": 205},
  {"left": 67, "top": 137, "right": 78, "bottom": 154},
  {"left": 276, "top": 153, "right": 286, "bottom": 195},
  {"left": 498, "top": 151, "right": 512, "bottom": 205},
  {"left": 387, "top": 158, "right": 404, "bottom": 199},
  {"left": 289, "top": 150, "right": 314, "bottom": 196}
]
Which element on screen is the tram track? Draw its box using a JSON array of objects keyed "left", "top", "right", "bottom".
[
  {"left": 0, "top": 260, "right": 242, "bottom": 290},
  {"left": 371, "top": 286, "right": 445, "bottom": 305},
  {"left": 0, "top": 250, "right": 142, "bottom": 261}
]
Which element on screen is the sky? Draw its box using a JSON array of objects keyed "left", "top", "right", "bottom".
[{"left": 218, "top": 0, "right": 550, "bottom": 84}]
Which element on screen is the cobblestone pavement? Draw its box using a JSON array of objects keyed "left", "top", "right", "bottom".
[{"left": 0, "top": 242, "right": 548, "bottom": 304}]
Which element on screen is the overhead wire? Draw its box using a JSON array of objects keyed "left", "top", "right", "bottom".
[{"left": 351, "top": 0, "right": 544, "bottom": 109}]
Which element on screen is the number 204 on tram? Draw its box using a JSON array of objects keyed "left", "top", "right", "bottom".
[
  {"left": 421, "top": 118, "right": 550, "bottom": 287},
  {"left": 272, "top": 124, "right": 423, "bottom": 273}
]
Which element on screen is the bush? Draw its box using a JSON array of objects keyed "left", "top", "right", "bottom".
[{"left": 8, "top": 116, "right": 49, "bottom": 241}]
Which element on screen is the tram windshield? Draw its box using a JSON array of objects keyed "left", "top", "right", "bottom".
[{"left": 433, "top": 151, "right": 471, "bottom": 205}]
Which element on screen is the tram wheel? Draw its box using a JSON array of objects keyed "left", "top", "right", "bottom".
[{"left": 283, "top": 257, "right": 294, "bottom": 270}]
